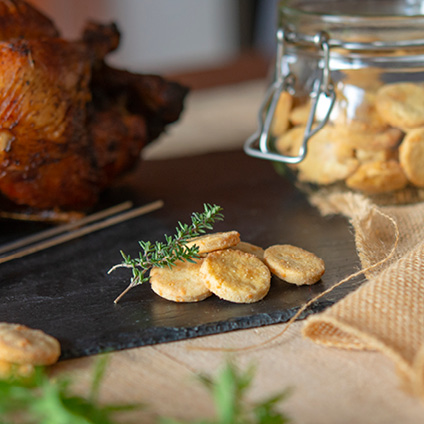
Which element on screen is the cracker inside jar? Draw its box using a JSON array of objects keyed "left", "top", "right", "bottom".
[{"left": 271, "top": 81, "right": 424, "bottom": 201}]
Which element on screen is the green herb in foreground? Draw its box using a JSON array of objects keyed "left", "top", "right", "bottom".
[
  {"left": 0, "top": 358, "right": 292, "bottom": 424},
  {"left": 160, "top": 360, "right": 291, "bottom": 424},
  {"left": 0, "top": 356, "right": 139, "bottom": 424},
  {"left": 110, "top": 203, "right": 224, "bottom": 303}
]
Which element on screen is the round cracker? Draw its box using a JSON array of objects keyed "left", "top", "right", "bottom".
[
  {"left": 0, "top": 358, "right": 11, "bottom": 377},
  {"left": 333, "top": 126, "right": 402, "bottom": 151},
  {"left": 230, "top": 241, "right": 264, "bottom": 260},
  {"left": 399, "top": 128, "right": 424, "bottom": 187},
  {"left": 275, "top": 126, "right": 305, "bottom": 157},
  {"left": 375, "top": 82, "right": 424, "bottom": 130},
  {"left": 295, "top": 127, "right": 359, "bottom": 185},
  {"left": 289, "top": 102, "right": 311, "bottom": 126},
  {"left": 342, "top": 68, "right": 383, "bottom": 91},
  {"left": 150, "top": 258, "right": 211, "bottom": 303},
  {"left": 264, "top": 244, "right": 325, "bottom": 285},
  {"left": 334, "top": 88, "right": 388, "bottom": 132},
  {"left": 355, "top": 148, "right": 397, "bottom": 164},
  {"left": 185, "top": 231, "right": 240, "bottom": 254},
  {"left": 271, "top": 91, "right": 293, "bottom": 136},
  {"left": 0, "top": 359, "right": 34, "bottom": 378},
  {"left": 345, "top": 160, "right": 408, "bottom": 194},
  {"left": 200, "top": 249, "right": 271, "bottom": 303},
  {"left": 276, "top": 126, "right": 359, "bottom": 184},
  {"left": 0, "top": 323, "right": 60, "bottom": 365}
]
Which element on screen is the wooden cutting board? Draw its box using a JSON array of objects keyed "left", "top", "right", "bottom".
[{"left": 0, "top": 149, "right": 361, "bottom": 360}]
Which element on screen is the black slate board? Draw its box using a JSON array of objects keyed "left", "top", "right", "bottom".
[{"left": 0, "top": 149, "right": 362, "bottom": 360}]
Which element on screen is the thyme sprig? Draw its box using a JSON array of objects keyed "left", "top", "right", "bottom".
[
  {"left": 160, "top": 360, "right": 291, "bottom": 424},
  {"left": 0, "top": 356, "right": 139, "bottom": 424},
  {"left": 110, "top": 203, "right": 224, "bottom": 303},
  {"left": 0, "top": 358, "right": 291, "bottom": 424}
]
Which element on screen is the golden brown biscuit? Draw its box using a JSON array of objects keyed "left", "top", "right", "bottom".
[
  {"left": 271, "top": 91, "right": 293, "bottom": 136},
  {"left": 333, "top": 126, "right": 402, "bottom": 151},
  {"left": 399, "top": 128, "right": 424, "bottom": 187},
  {"left": 185, "top": 231, "right": 240, "bottom": 254},
  {"left": 355, "top": 148, "right": 398, "bottom": 163},
  {"left": 0, "top": 323, "right": 60, "bottom": 365},
  {"left": 263, "top": 244, "right": 325, "bottom": 285},
  {"left": 150, "top": 258, "right": 212, "bottom": 302},
  {"left": 276, "top": 126, "right": 359, "bottom": 185},
  {"left": 275, "top": 126, "right": 305, "bottom": 157},
  {"left": 345, "top": 160, "right": 408, "bottom": 194},
  {"left": 295, "top": 127, "right": 359, "bottom": 185},
  {"left": 230, "top": 241, "right": 264, "bottom": 260},
  {"left": 333, "top": 90, "right": 403, "bottom": 150},
  {"left": 289, "top": 102, "right": 311, "bottom": 126},
  {"left": 375, "top": 82, "right": 424, "bottom": 130},
  {"left": 342, "top": 68, "right": 383, "bottom": 91},
  {"left": 334, "top": 88, "right": 386, "bottom": 128},
  {"left": 0, "top": 359, "right": 34, "bottom": 378},
  {"left": 0, "top": 358, "right": 11, "bottom": 378},
  {"left": 201, "top": 249, "right": 271, "bottom": 303}
]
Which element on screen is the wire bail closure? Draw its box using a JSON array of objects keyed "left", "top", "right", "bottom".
[{"left": 244, "top": 28, "right": 336, "bottom": 164}]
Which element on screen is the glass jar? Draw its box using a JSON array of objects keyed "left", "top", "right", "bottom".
[{"left": 245, "top": 0, "right": 424, "bottom": 204}]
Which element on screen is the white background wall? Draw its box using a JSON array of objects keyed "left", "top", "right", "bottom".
[{"left": 29, "top": 0, "right": 240, "bottom": 74}]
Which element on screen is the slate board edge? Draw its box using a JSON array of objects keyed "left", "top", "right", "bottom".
[{"left": 60, "top": 300, "right": 333, "bottom": 360}]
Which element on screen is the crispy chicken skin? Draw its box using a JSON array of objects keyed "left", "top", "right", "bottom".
[
  {"left": 0, "top": 0, "right": 59, "bottom": 40},
  {"left": 0, "top": 0, "right": 188, "bottom": 212}
]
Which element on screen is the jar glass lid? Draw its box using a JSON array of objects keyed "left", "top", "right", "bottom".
[
  {"left": 279, "top": 0, "right": 424, "bottom": 54},
  {"left": 280, "top": 0, "right": 424, "bottom": 18}
]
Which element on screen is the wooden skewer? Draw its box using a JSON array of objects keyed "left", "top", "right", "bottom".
[
  {"left": 0, "top": 201, "right": 133, "bottom": 255},
  {"left": 0, "top": 200, "right": 164, "bottom": 265}
]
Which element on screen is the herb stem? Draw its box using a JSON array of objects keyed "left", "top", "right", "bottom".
[
  {"left": 111, "top": 204, "right": 224, "bottom": 303},
  {"left": 113, "top": 283, "right": 135, "bottom": 304},
  {"left": 107, "top": 263, "right": 132, "bottom": 274}
]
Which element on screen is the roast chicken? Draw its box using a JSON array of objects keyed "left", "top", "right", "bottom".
[{"left": 0, "top": 0, "right": 188, "bottom": 214}]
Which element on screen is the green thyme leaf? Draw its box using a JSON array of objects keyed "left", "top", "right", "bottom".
[
  {"left": 0, "top": 357, "right": 291, "bottom": 424},
  {"left": 110, "top": 204, "right": 224, "bottom": 303},
  {"left": 0, "top": 357, "right": 139, "bottom": 424},
  {"left": 159, "top": 359, "right": 291, "bottom": 424}
]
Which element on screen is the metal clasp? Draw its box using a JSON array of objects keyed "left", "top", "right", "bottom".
[{"left": 244, "top": 29, "right": 336, "bottom": 164}]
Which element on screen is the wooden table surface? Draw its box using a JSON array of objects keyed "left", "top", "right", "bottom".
[
  {"left": 52, "top": 321, "right": 424, "bottom": 423},
  {"left": 23, "top": 79, "right": 424, "bottom": 423}
]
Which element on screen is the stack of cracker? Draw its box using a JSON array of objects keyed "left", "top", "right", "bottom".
[{"left": 150, "top": 231, "right": 325, "bottom": 304}]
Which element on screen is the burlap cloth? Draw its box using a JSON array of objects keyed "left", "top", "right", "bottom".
[{"left": 302, "top": 191, "right": 424, "bottom": 400}]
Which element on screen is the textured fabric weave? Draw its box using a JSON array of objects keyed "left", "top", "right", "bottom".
[{"left": 303, "top": 192, "right": 424, "bottom": 399}]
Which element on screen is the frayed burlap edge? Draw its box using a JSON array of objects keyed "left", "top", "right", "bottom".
[
  {"left": 303, "top": 315, "right": 424, "bottom": 398},
  {"left": 303, "top": 191, "right": 424, "bottom": 400}
]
